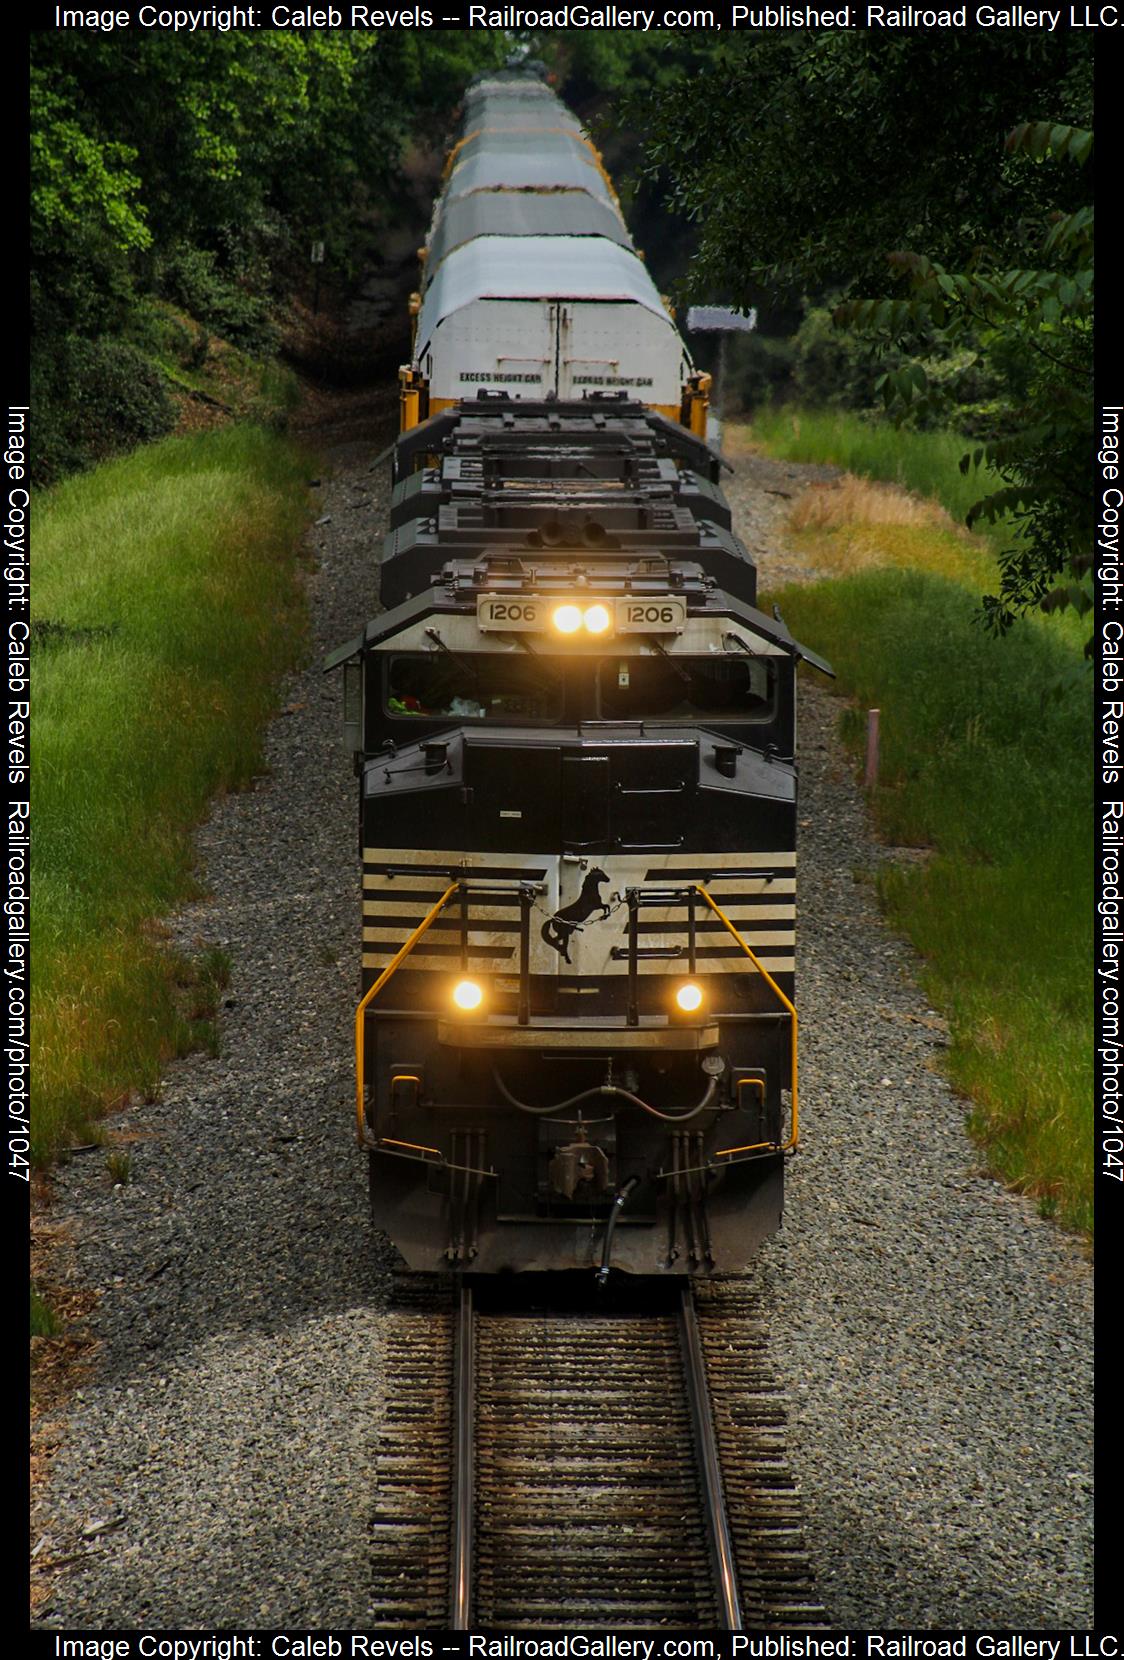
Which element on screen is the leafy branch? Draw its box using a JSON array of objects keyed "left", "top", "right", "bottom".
[{"left": 833, "top": 122, "right": 1094, "bottom": 639}]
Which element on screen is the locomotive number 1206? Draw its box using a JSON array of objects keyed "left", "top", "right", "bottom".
[
  {"left": 616, "top": 599, "right": 687, "bottom": 633},
  {"left": 477, "top": 598, "right": 544, "bottom": 630}
]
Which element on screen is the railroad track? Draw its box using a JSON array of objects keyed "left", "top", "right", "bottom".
[{"left": 370, "top": 1276, "right": 824, "bottom": 1630}]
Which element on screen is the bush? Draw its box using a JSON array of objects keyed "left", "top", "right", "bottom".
[
  {"left": 720, "top": 331, "right": 797, "bottom": 415},
  {"left": 788, "top": 306, "right": 1008, "bottom": 429},
  {"left": 154, "top": 238, "right": 278, "bottom": 356},
  {"left": 33, "top": 335, "right": 177, "bottom": 483}
]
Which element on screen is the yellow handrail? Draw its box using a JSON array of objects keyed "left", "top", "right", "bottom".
[
  {"left": 693, "top": 884, "right": 800, "bottom": 1153},
  {"left": 355, "top": 884, "right": 459, "bottom": 1143}
]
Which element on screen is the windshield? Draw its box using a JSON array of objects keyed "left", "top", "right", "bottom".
[
  {"left": 387, "top": 653, "right": 563, "bottom": 722},
  {"left": 597, "top": 655, "right": 775, "bottom": 722},
  {"left": 385, "top": 651, "right": 776, "bottom": 724}
]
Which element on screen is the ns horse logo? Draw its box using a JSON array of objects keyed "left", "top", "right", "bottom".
[{"left": 541, "top": 869, "right": 612, "bottom": 964}]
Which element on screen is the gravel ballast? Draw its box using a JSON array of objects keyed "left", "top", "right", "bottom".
[{"left": 33, "top": 427, "right": 1092, "bottom": 1631}]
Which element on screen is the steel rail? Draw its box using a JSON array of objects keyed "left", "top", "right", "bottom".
[
  {"left": 450, "top": 1281, "right": 476, "bottom": 1630},
  {"left": 678, "top": 1284, "right": 742, "bottom": 1630}
]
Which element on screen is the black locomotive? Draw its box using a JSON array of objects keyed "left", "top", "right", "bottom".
[{"left": 328, "top": 73, "right": 831, "bottom": 1277}]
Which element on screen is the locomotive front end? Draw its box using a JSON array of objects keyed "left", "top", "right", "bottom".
[{"left": 330, "top": 538, "right": 827, "bottom": 1276}]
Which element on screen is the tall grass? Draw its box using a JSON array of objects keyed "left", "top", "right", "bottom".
[
  {"left": 747, "top": 406, "right": 1003, "bottom": 532},
  {"left": 33, "top": 426, "right": 310, "bottom": 1161},
  {"left": 764, "top": 494, "right": 1093, "bottom": 1232}
]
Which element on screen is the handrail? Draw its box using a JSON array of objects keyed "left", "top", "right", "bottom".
[
  {"left": 355, "top": 883, "right": 459, "bottom": 1143},
  {"left": 354, "top": 878, "right": 799, "bottom": 1150},
  {"left": 693, "top": 883, "right": 799, "bottom": 1152}
]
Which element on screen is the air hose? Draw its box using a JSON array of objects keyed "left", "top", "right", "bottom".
[
  {"left": 493, "top": 1071, "right": 718, "bottom": 1123},
  {"left": 597, "top": 1176, "right": 640, "bottom": 1286}
]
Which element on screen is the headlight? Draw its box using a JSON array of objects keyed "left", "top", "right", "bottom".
[
  {"left": 452, "top": 979, "right": 483, "bottom": 1011},
  {"left": 551, "top": 600, "right": 613, "bottom": 636},
  {"left": 675, "top": 982, "right": 704, "bottom": 1013}
]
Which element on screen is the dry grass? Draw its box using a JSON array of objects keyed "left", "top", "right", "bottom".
[
  {"left": 789, "top": 473, "right": 953, "bottom": 532},
  {"left": 785, "top": 473, "right": 999, "bottom": 592}
]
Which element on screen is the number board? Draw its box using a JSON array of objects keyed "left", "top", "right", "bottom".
[
  {"left": 476, "top": 596, "right": 687, "bottom": 634},
  {"left": 614, "top": 598, "right": 687, "bottom": 634},
  {"left": 477, "top": 598, "right": 544, "bottom": 631}
]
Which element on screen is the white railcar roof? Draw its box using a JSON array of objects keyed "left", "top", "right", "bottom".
[
  {"left": 460, "top": 110, "right": 584, "bottom": 134},
  {"left": 446, "top": 149, "right": 613, "bottom": 203},
  {"left": 416, "top": 235, "right": 672, "bottom": 347},
  {"left": 425, "top": 191, "right": 632, "bottom": 284},
  {"left": 464, "top": 77, "right": 570, "bottom": 108},
  {"left": 462, "top": 92, "right": 583, "bottom": 127},
  {"left": 456, "top": 127, "right": 595, "bottom": 158}
]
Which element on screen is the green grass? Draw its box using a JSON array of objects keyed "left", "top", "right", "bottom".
[
  {"left": 776, "top": 564, "right": 1092, "bottom": 1235},
  {"left": 105, "top": 1150, "right": 132, "bottom": 1185},
  {"left": 749, "top": 405, "right": 1004, "bottom": 533},
  {"left": 31, "top": 1289, "right": 60, "bottom": 1338},
  {"left": 32, "top": 426, "right": 310, "bottom": 1163},
  {"left": 741, "top": 407, "right": 1092, "bottom": 1233}
]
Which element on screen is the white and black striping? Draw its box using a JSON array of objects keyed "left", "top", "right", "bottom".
[{"left": 361, "top": 847, "right": 796, "bottom": 976}]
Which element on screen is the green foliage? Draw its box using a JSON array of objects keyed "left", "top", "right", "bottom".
[
  {"left": 105, "top": 1151, "right": 132, "bottom": 1186},
  {"left": 154, "top": 240, "right": 278, "bottom": 355},
  {"left": 836, "top": 124, "right": 1093, "bottom": 634},
  {"left": 30, "top": 30, "right": 509, "bottom": 477},
  {"left": 31, "top": 1290, "right": 60, "bottom": 1339},
  {"left": 750, "top": 407, "right": 1006, "bottom": 534},
  {"left": 722, "top": 332, "right": 797, "bottom": 415},
  {"left": 33, "top": 336, "right": 177, "bottom": 484},
  {"left": 30, "top": 65, "right": 149, "bottom": 338},
  {"left": 629, "top": 36, "right": 1092, "bottom": 302},
  {"left": 788, "top": 307, "right": 890, "bottom": 410},
  {"left": 32, "top": 30, "right": 507, "bottom": 321},
  {"left": 530, "top": 29, "right": 718, "bottom": 106},
  {"left": 778, "top": 307, "right": 996, "bottom": 422},
  {"left": 629, "top": 40, "right": 1094, "bottom": 634}
]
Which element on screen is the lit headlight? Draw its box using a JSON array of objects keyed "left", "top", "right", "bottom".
[
  {"left": 452, "top": 979, "right": 483, "bottom": 1011},
  {"left": 552, "top": 604, "right": 583, "bottom": 634},
  {"left": 583, "top": 603, "right": 612, "bottom": 635},
  {"left": 675, "top": 982, "right": 704, "bottom": 1013}
]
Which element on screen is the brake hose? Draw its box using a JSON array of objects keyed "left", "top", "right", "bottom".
[
  {"left": 493, "top": 1070, "right": 718, "bottom": 1123},
  {"left": 597, "top": 1176, "right": 640, "bottom": 1286}
]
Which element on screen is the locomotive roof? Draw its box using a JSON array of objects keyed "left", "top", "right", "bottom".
[
  {"left": 392, "top": 398, "right": 730, "bottom": 481},
  {"left": 424, "top": 192, "right": 631, "bottom": 286},
  {"left": 415, "top": 236, "right": 671, "bottom": 349}
]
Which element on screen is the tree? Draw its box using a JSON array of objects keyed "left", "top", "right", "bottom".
[
  {"left": 30, "top": 29, "right": 508, "bottom": 474},
  {"left": 31, "top": 29, "right": 509, "bottom": 333},
  {"left": 625, "top": 35, "right": 1094, "bottom": 631},
  {"left": 627, "top": 34, "right": 1091, "bottom": 301},
  {"left": 838, "top": 122, "right": 1093, "bottom": 634},
  {"left": 31, "top": 61, "right": 151, "bottom": 336}
]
